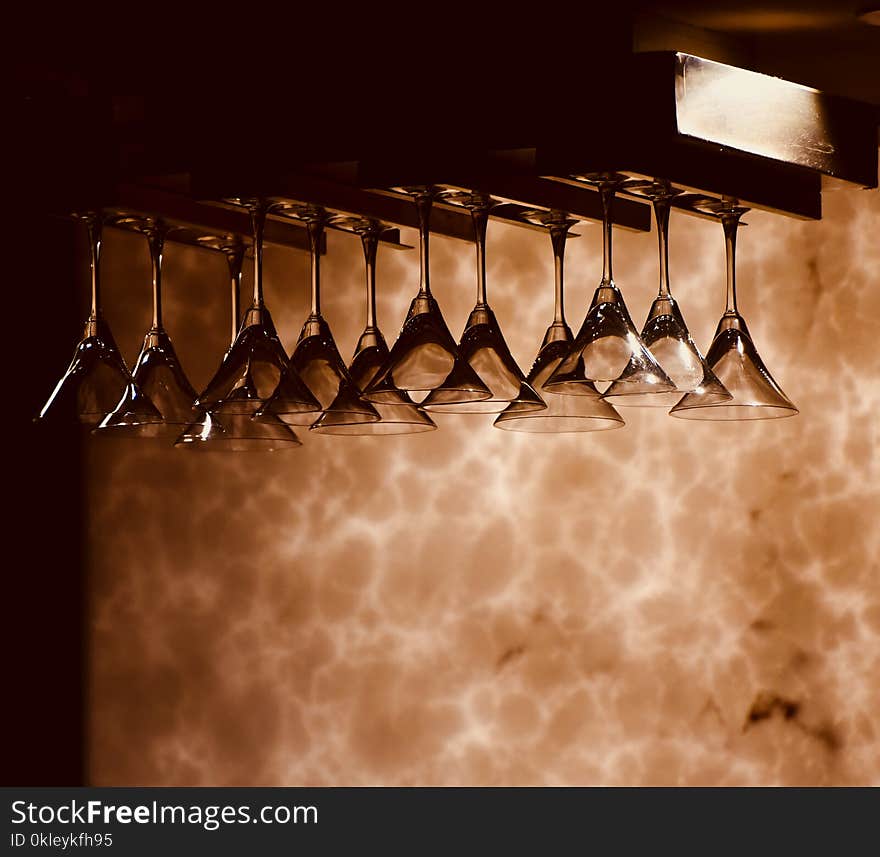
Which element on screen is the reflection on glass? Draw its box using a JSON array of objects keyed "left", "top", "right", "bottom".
[
  {"left": 197, "top": 199, "right": 319, "bottom": 420},
  {"left": 36, "top": 212, "right": 162, "bottom": 433},
  {"left": 312, "top": 219, "right": 436, "bottom": 436},
  {"left": 603, "top": 182, "right": 731, "bottom": 408},
  {"left": 671, "top": 203, "right": 798, "bottom": 420},
  {"left": 97, "top": 220, "right": 199, "bottom": 436},
  {"left": 495, "top": 211, "right": 624, "bottom": 433},
  {"left": 545, "top": 174, "right": 675, "bottom": 397},
  {"left": 259, "top": 206, "right": 378, "bottom": 428},
  {"left": 176, "top": 239, "right": 302, "bottom": 450},
  {"left": 422, "top": 192, "right": 544, "bottom": 415},
  {"left": 363, "top": 188, "right": 490, "bottom": 406}
]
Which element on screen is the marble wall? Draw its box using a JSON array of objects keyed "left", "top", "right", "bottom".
[{"left": 85, "top": 182, "right": 880, "bottom": 786}]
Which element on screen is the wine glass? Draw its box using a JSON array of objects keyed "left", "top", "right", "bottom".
[
  {"left": 175, "top": 238, "right": 302, "bottom": 450},
  {"left": 671, "top": 200, "right": 798, "bottom": 420},
  {"left": 197, "top": 199, "right": 320, "bottom": 420},
  {"left": 494, "top": 211, "right": 624, "bottom": 432},
  {"left": 257, "top": 204, "right": 378, "bottom": 427},
  {"left": 545, "top": 173, "right": 675, "bottom": 397},
  {"left": 36, "top": 212, "right": 162, "bottom": 431},
  {"left": 96, "top": 218, "right": 200, "bottom": 436},
  {"left": 362, "top": 187, "right": 491, "bottom": 406},
  {"left": 421, "top": 191, "right": 545, "bottom": 414},
  {"left": 311, "top": 218, "right": 437, "bottom": 435},
  {"left": 602, "top": 181, "right": 731, "bottom": 408}
]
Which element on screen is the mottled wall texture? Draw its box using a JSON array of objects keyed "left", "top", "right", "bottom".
[{"left": 85, "top": 183, "right": 879, "bottom": 786}]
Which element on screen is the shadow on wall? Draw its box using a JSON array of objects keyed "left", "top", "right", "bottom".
[{"left": 85, "top": 185, "right": 880, "bottom": 786}]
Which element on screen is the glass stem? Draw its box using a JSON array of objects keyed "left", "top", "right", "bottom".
[
  {"left": 225, "top": 245, "right": 244, "bottom": 346},
  {"left": 249, "top": 201, "right": 267, "bottom": 308},
  {"left": 415, "top": 191, "right": 433, "bottom": 297},
  {"left": 654, "top": 197, "right": 672, "bottom": 298},
  {"left": 86, "top": 215, "right": 102, "bottom": 320},
  {"left": 146, "top": 225, "right": 165, "bottom": 331},
  {"left": 308, "top": 218, "right": 324, "bottom": 317},
  {"left": 361, "top": 228, "right": 380, "bottom": 330},
  {"left": 600, "top": 185, "right": 614, "bottom": 285},
  {"left": 549, "top": 221, "right": 568, "bottom": 326},
  {"left": 722, "top": 213, "right": 740, "bottom": 314},
  {"left": 470, "top": 199, "right": 490, "bottom": 307}
]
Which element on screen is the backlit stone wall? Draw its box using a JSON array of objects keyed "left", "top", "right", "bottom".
[{"left": 85, "top": 184, "right": 880, "bottom": 785}]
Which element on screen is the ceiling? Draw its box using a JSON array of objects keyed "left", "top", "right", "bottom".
[{"left": 635, "top": 1, "right": 880, "bottom": 104}]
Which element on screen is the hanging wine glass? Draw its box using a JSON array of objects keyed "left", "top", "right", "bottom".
[
  {"left": 36, "top": 212, "right": 162, "bottom": 431},
  {"left": 545, "top": 173, "right": 675, "bottom": 396},
  {"left": 362, "top": 187, "right": 491, "bottom": 406},
  {"left": 603, "top": 181, "right": 731, "bottom": 407},
  {"left": 96, "top": 218, "right": 200, "bottom": 436},
  {"left": 421, "top": 191, "right": 544, "bottom": 414},
  {"left": 175, "top": 237, "right": 302, "bottom": 450},
  {"left": 258, "top": 204, "right": 379, "bottom": 427},
  {"left": 312, "top": 218, "right": 437, "bottom": 435},
  {"left": 197, "top": 199, "right": 320, "bottom": 420},
  {"left": 223, "top": 239, "right": 244, "bottom": 346},
  {"left": 495, "top": 211, "right": 624, "bottom": 433},
  {"left": 671, "top": 200, "right": 798, "bottom": 420}
]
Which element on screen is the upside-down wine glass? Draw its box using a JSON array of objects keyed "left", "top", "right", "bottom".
[
  {"left": 363, "top": 187, "right": 491, "bottom": 406},
  {"left": 671, "top": 200, "right": 798, "bottom": 420},
  {"left": 197, "top": 199, "right": 320, "bottom": 421},
  {"left": 494, "top": 210, "right": 624, "bottom": 432},
  {"left": 312, "top": 218, "right": 437, "bottom": 435},
  {"left": 602, "top": 181, "right": 731, "bottom": 407},
  {"left": 258, "top": 204, "right": 379, "bottom": 427},
  {"left": 97, "top": 219, "right": 200, "bottom": 435},
  {"left": 175, "top": 237, "right": 302, "bottom": 449},
  {"left": 36, "top": 212, "right": 162, "bottom": 431},
  {"left": 545, "top": 173, "right": 675, "bottom": 397},
  {"left": 421, "top": 191, "right": 544, "bottom": 414}
]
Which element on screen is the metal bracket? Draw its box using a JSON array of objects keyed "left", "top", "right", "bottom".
[{"left": 96, "top": 184, "right": 314, "bottom": 253}]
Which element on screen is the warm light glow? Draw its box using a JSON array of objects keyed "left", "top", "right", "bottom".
[
  {"left": 84, "top": 181, "right": 880, "bottom": 787},
  {"left": 857, "top": 7, "right": 880, "bottom": 26},
  {"left": 676, "top": 54, "right": 833, "bottom": 175},
  {"left": 693, "top": 11, "right": 849, "bottom": 31}
]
